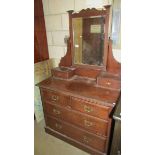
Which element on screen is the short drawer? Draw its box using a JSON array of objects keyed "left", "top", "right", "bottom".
[
  {"left": 70, "top": 97, "right": 110, "bottom": 120},
  {"left": 46, "top": 116, "right": 106, "bottom": 152},
  {"left": 41, "top": 89, "right": 70, "bottom": 105},
  {"left": 97, "top": 78, "right": 121, "bottom": 89},
  {"left": 44, "top": 103, "right": 109, "bottom": 137}
]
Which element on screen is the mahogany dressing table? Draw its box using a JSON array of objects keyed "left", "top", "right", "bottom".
[{"left": 38, "top": 6, "right": 121, "bottom": 155}]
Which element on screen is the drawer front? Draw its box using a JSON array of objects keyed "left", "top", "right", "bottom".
[
  {"left": 45, "top": 103, "right": 108, "bottom": 137},
  {"left": 46, "top": 116, "right": 106, "bottom": 152},
  {"left": 97, "top": 78, "right": 121, "bottom": 89},
  {"left": 41, "top": 89, "right": 70, "bottom": 105},
  {"left": 70, "top": 97, "right": 110, "bottom": 120}
]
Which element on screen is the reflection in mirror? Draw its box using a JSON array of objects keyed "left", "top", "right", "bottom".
[{"left": 73, "top": 16, "right": 104, "bottom": 66}]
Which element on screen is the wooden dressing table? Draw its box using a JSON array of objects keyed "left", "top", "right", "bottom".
[{"left": 38, "top": 6, "right": 121, "bottom": 155}]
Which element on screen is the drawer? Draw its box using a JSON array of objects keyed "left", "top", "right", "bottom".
[
  {"left": 46, "top": 116, "right": 106, "bottom": 152},
  {"left": 70, "top": 97, "right": 110, "bottom": 120},
  {"left": 41, "top": 89, "right": 70, "bottom": 105},
  {"left": 52, "top": 67, "right": 75, "bottom": 79},
  {"left": 45, "top": 103, "right": 109, "bottom": 137},
  {"left": 97, "top": 78, "right": 121, "bottom": 89}
]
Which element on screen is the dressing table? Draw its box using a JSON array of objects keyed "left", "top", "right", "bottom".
[{"left": 38, "top": 5, "right": 121, "bottom": 155}]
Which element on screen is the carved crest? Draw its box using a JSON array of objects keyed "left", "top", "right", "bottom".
[{"left": 71, "top": 6, "right": 110, "bottom": 17}]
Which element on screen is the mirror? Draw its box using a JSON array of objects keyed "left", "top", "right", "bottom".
[{"left": 73, "top": 16, "right": 105, "bottom": 66}]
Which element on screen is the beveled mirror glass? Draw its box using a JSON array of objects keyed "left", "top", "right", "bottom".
[{"left": 72, "top": 16, "right": 105, "bottom": 66}]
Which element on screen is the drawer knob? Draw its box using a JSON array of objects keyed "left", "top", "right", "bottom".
[
  {"left": 83, "top": 136, "right": 92, "bottom": 143},
  {"left": 55, "top": 123, "right": 62, "bottom": 129},
  {"left": 53, "top": 108, "right": 61, "bottom": 115},
  {"left": 84, "top": 120, "right": 93, "bottom": 127},
  {"left": 51, "top": 95, "right": 59, "bottom": 101},
  {"left": 84, "top": 105, "right": 93, "bottom": 113}
]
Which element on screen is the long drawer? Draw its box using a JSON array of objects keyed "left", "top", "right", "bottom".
[
  {"left": 44, "top": 102, "right": 108, "bottom": 137},
  {"left": 46, "top": 115, "right": 107, "bottom": 152}
]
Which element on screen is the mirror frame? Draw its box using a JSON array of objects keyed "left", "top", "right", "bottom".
[
  {"left": 69, "top": 6, "right": 110, "bottom": 70},
  {"left": 59, "top": 6, "right": 111, "bottom": 71}
]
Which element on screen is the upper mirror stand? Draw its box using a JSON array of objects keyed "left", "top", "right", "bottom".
[{"left": 52, "top": 6, "right": 121, "bottom": 89}]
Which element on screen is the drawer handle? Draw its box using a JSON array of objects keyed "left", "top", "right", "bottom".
[
  {"left": 106, "top": 82, "right": 111, "bottom": 85},
  {"left": 66, "top": 105, "right": 71, "bottom": 109},
  {"left": 55, "top": 123, "right": 62, "bottom": 129},
  {"left": 53, "top": 109, "right": 61, "bottom": 115},
  {"left": 84, "top": 120, "right": 93, "bottom": 127},
  {"left": 84, "top": 105, "right": 93, "bottom": 113},
  {"left": 51, "top": 95, "right": 59, "bottom": 101},
  {"left": 83, "top": 136, "right": 92, "bottom": 143}
]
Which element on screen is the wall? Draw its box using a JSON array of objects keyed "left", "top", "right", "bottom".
[{"left": 42, "top": 0, "right": 120, "bottom": 65}]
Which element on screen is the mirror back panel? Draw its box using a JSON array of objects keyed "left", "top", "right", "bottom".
[{"left": 73, "top": 16, "right": 104, "bottom": 66}]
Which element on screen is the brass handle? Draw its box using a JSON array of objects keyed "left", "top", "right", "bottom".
[
  {"left": 53, "top": 108, "right": 61, "bottom": 115},
  {"left": 84, "top": 120, "right": 93, "bottom": 127},
  {"left": 55, "top": 123, "right": 62, "bottom": 129},
  {"left": 83, "top": 136, "right": 91, "bottom": 143},
  {"left": 66, "top": 105, "right": 71, "bottom": 109},
  {"left": 51, "top": 95, "right": 59, "bottom": 101},
  {"left": 106, "top": 82, "right": 111, "bottom": 85},
  {"left": 84, "top": 105, "right": 93, "bottom": 113}
]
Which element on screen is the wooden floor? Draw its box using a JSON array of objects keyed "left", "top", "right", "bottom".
[{"left": 34, "top": 119, "right": 89, "bottom": 155}]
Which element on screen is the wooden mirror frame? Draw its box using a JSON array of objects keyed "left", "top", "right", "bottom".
[{"left": 59, "top": 6, "right": 111, "bottom": 71}]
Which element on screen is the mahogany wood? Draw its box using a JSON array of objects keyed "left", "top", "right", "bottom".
[
  {"left": 97, "top": 78, "right": 120, "bottom": 90},
  {"left": 38, "top": 75, "right": 120, "bottom": 154},
  {"left": 51, "top": 67, "right": 75, "bottom": 79},
  {"left": 38, "top": 6, "right": 121, "bottom": 155},
  {"left": 70, "top": 97, "right": 112, "bottom": 120},
  {"left": 46, "top": 116, "right": 107, "bottom": 152},
  {"left": 41, "top": 89, "right": 112, "bottom": 120},
  {"left": 45, "top": 127, "right": 107, "bottom": 155},
  {"left": 97, "top": 72, "right": 121, "bottom": 90},
  {"left": 71, "top": 7, "right": 110, "bottom": 18},
  {"left": 74, "top": 67, "right": 101, "bottom": 78},
  {"left": 44, "top": 102, "right": 109, "bottom": 137},
  {"left": 41, "top": 89, "right": 70, "bottom": 105},
  {"left": 34, "top": 0, "right": 49, "bottom": 63},
  {"left": 107, "top": 40, "right": 121, "bottom": 75},
  {"left": 39, "top": 78, "right": 120, "bottom": 104},
  {"left": 59, "top": 7, "right": 110, "bottom": 69}
]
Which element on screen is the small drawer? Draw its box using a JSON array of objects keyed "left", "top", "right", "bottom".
[
  {"left": 97, "top": 78, "right": 121, "bottom": 89},
  {"left": 44, "top": 103, "right": 109, "bottom": 137},
  {"left": 46, "top": 116, "right": 107, "bottom": 152},
  {"left": 70, "top": 97, "right": 111, "bottom": 120},
  {"left": 41, "top": 89, "right": 70, "bottom": 105},
  {"left": 52, "top": 67, "right": 75, "bottom": 79}
]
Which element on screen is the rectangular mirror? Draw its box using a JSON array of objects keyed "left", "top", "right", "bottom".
[{"left": 72, "top": 16, "right": 105, "bottom": 66}]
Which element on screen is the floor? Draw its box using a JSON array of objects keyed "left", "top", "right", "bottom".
[{"left": 34, "top": 119, "right": 90, "bottom": 155}]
